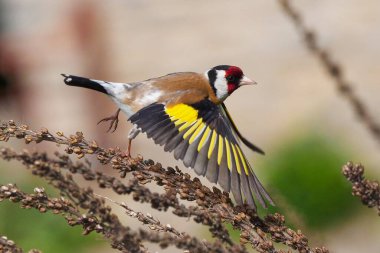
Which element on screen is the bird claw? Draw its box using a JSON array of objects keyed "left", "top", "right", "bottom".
[{"left": 97, "top": 109, "right": 121, "bottom": 133}]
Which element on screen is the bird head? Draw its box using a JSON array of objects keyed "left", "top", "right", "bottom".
[{"left": 206, "top": 65, "right": 256, "bottom": 101}]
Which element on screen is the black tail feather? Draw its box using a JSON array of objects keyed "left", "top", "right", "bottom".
[{"left": 61, "top": 74, "right": 108, "bottom": 95}]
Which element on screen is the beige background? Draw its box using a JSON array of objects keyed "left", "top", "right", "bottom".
[{"left": 1, "top": 1, "right": 380, "bottom": 252}]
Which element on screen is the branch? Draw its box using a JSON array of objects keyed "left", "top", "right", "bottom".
[
  {"left": 0, "top": 235, "right": 37, "bottom": 253},
  {"left": 0, "top": 148, "right": 230, "bottom": 253},
  {"left": 0, "top": 177, "right": 143, "bottom": 252},
  {"left": 0, "top": 147, "right": 239, "bottom": 252},
  {"left": 342, "top": 162, "right": 380, "bottom": 215},
  {"left": 0, "top": 120, "right": 329, "bottom": 252},
  {"left": 278, "top": 0, "right": 380, "bottom": 144}
]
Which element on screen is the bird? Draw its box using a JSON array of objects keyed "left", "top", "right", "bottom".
[{"left": 62, "top": 65, "right": 274, "bottom": 209}]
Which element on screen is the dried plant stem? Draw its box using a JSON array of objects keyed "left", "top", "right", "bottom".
[
  {"left": 0, "top": 147, "right": 240, "bottom": 252},
  {"left": 279, "top": 0, "right": 380, "bottom": 144},
  {"left": 0, "top": 235, "right": 38, "bottom": 253},
  {"left": 0, "top": 164, "right": 144, "bottom": 252},
  {"left": 0, "top": 148, "right": 238, "bottom": 253},
  {"left": 342, "top": 162, "right": 380, "bottom": 215},
  {"left": 0, "top": 120, "right": 328, "bottom": 252}
]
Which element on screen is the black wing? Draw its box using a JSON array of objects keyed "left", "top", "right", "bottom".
[{"left": 129, "top": 100, "right": 274, "bottom": 209}]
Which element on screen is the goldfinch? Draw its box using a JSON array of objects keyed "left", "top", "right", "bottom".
[{"left": 62, "top": 65, "right": 274, "bottom": 209}]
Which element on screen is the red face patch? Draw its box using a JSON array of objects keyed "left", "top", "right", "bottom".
[
  {"left": 225, "top": 66, "right": 243, "bottom": 79},
  {"left": 225, "top": 66, "right": 243, "bottom": 94}
]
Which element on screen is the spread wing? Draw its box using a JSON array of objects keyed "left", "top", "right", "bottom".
[{"left": 129, "top": 99, "right": 273, "bottom": 209}]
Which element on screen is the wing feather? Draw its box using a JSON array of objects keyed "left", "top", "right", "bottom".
[
  {"left": 230, "top": 160, "right": 243, "bottom": 205},
  {"left": 164, "top": 128, "right": 185, "bottom": 152},
  {"left": 183, "top": 138, "right": 199, "bottom": 168},
  {"left": 146, "top": 118, "right": 172, "bottom": 138},
  {"left": 155, "top": 124, "right": 178, "bottom": 146},
  {"left": 206, "top": 133, "right": 219, "bottom": 183},
  {"left": 151, "top": 119, "right": 174, "bottom": 143},
  {"left": 183, "top": 126, "right": 205, "bottom": 168},
  {"left": 173, "top": 135, "right": 189, "bottom": 160},
  {"left": 217, "top": 138, "right": 231, "bottom": 192},
  {"left": 128, "top": 101, "right": 273, "bottom": 209},
  {"left": 193, "top": 130, "right": 211, "bottom": 175},
  {"left": 240, "top": 169, "right": 256, "bottom": 208}
]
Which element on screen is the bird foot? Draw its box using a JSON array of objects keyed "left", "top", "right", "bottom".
[{"left": 97, "top": 109, "right": 121, "bottom": 132}]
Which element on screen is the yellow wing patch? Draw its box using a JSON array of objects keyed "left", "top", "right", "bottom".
[
  {"left": 217, "top": 135, "right": 224, "bottom": 165},
  {"left": 189, "top": 123, "right": 205, "bottom": 144},
  {"left": 236, "top": 145, "right": 249, "bottom": 175},
  {"left": 198, "top": 127, "right": 211, "bottom": 151},
  {"left": 183, "top": 119, "right": 203, "bottom": 139},
  {"left": 231, "top": 145, "right": 241, "bottom": 174},
  {"left": 225, "top": 138, "right": 232, "bottom": 170},
  {"left": 164, "top": 103, "right": 251, "bottom": 175},
  {"left": 166, "top": 104, "right": 198, "bottom": 127},
  {"left": 208, "top": 131, "right": 217, "bottom": 159}
]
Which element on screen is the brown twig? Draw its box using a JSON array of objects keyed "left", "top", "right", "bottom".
[
  {"left": 0, "top": 185, "right": 160, "bottom": 253},
  {"left": 342, "top": 162, "right": 380, "bottom": 215},
  {"left": 0, "top": 148, "right": 237, "bottom": 253},
  {"left": 0, "top": 146, "right": 237, "bottom": 250},
  {"left": 279, "top": 0, "right": 380, "bottom": 144},
  {"left": 0, "top": 235, "right": 37, "bottom": 253},
  {"left": 0, "top": 120, "right": 329, "bottom": 252},
  {"left": 0, "top": 172, "right": 144, "bottom": 252}
]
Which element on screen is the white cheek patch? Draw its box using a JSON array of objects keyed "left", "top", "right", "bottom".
[{"left": 214, "top": 71, "right": 229, "bottom": 100}]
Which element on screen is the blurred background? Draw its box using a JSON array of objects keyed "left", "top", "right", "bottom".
[{"left": 1, "top": 0, "right": 380, "bottom": 252}]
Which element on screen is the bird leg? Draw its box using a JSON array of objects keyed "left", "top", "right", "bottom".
[
  {"left": 126, "top": 139, "right": 132, "bottom": 157},
  {"left": 97, "top": 108, "right": 121, "bottom": 132},
  {"left": 126, "top": 125, "right": 140, "bottom": 157}
]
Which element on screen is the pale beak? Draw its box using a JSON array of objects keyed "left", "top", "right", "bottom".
[{"left": 239, "top": 75, "right": 257, "bottom": 86}]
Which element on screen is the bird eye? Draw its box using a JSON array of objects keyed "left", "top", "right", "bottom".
[{"left": 226, "top": 75, "right": 236, "bottom": 82}]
